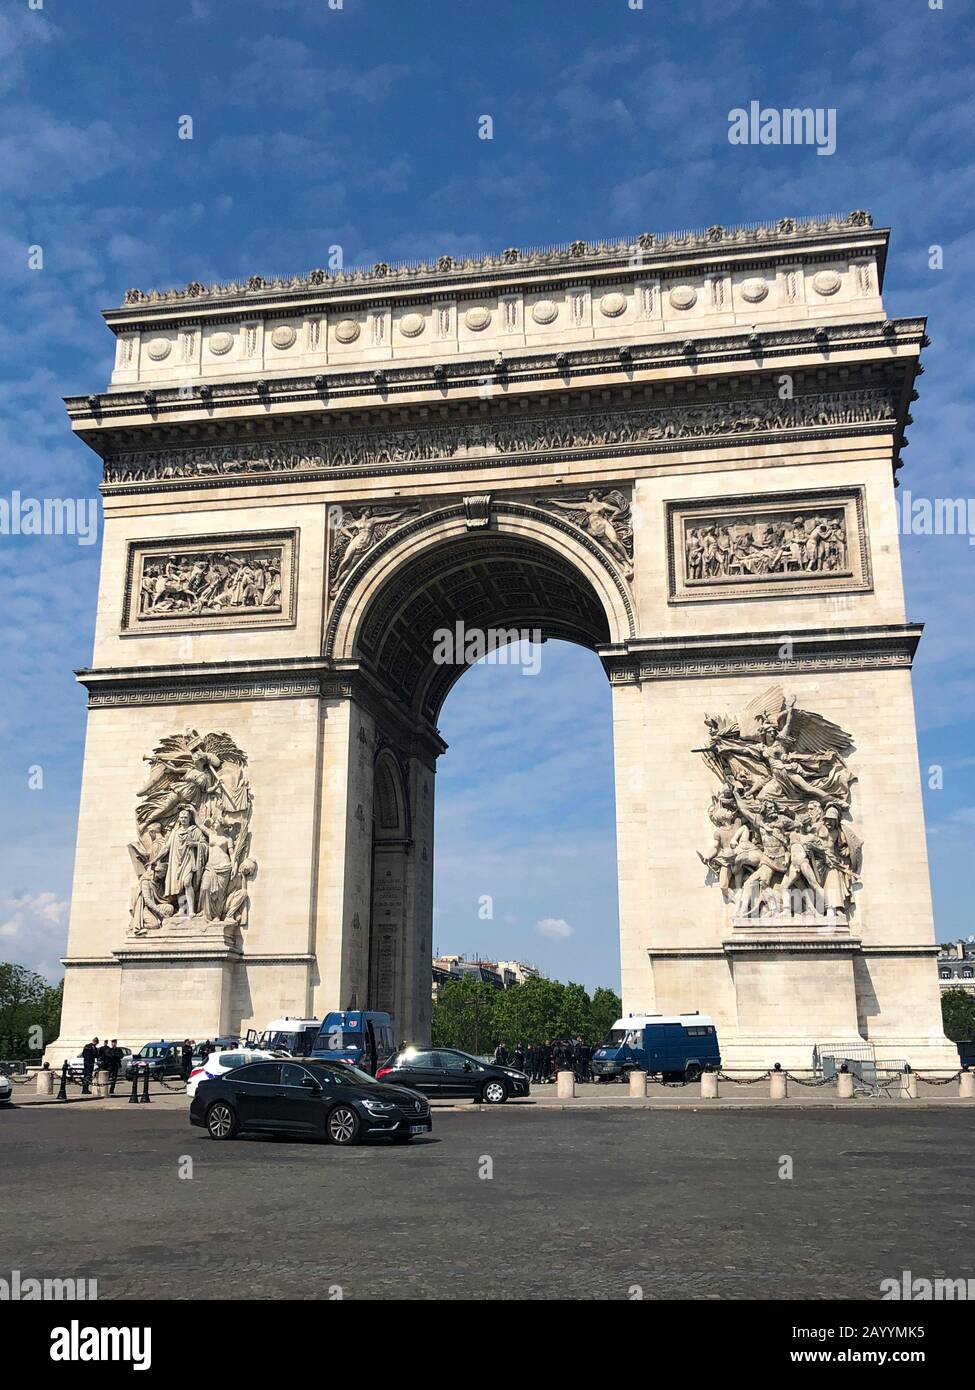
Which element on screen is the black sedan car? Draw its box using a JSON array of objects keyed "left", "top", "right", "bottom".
[
  {"left": 189, "top": 1058, "right": 432, "bottom": 1145},
  {"left": 377, "top": 1047, "right": 530, "bottom": 1103}
]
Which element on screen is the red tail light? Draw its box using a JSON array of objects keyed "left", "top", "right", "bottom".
[{"left": 375, "top": 1067, "right": 392, "bottom": 1080}]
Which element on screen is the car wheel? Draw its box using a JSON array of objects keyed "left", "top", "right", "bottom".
[
  {"left": 206, "top": 1101, "right": 237, "bottom": 1140},
  {"left": 327, "top": 1105, "right": 360, "bottom": 1145},
  {"left": 482, "top": 1079, "right": 508, "bottom": 1104},
  {"left": 685, "top": 1063, "right": 702, "bottom": 1083}
]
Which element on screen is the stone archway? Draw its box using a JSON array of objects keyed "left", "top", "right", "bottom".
[{"left": 316, "top": 503, "right": 633, "bottom": 1041}]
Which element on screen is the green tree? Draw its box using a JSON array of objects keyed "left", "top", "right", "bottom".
[
  {"left": 431, "top": 976, "right": 499, "bottom": 1054},
  {"left": 554, "top": 981, "right": 592, "bottom": 1039},
  {"left": 941, "top": 988, "right": 975, "bottom": 1043},
  {"left": 588, "top": 986, "right": 622, "bottom": 1043},
  {"left": 0, "top": 963, "right": 62, "bottom": 1060},
  {"left": 491, "top": 975, "right": 564, "bottom": 1045}
]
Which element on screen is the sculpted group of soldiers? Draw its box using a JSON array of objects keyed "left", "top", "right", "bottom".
[
  {"left": 139, "top": 550, "right": 282, "bottom": 617},
  {"left": 493, "top": 1039, "right": 594, "bottom": 1083},
  {"left": 698, "top": 689, "right": 862, "bottom": 921}
]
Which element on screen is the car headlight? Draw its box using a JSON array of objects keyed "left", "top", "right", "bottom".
[{"left": 362, "top": 1098, "right": 395, "bottom": 1112}]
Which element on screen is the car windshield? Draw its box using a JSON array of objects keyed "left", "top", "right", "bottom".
[
  {"left": 599, "top": 1029, "right": 628, "bottom": 1048},
  {"left": 316, "top": 1030, "right": 368, "bottom": 1051}
]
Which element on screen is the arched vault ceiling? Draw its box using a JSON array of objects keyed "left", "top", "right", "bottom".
[{"left": 356, "top": 534, "right": 611, "bottom": 723}]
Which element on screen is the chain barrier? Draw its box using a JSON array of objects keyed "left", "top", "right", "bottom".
[
  {"left": 156, "top": 1075, "right": 189, "bottom": 1093},
  {"left": 717, "top": 1070, "right": 772, "bottom": 1085},
  {"left": 783, "top": 1072, "right": 835, "bottom": 1088},
  {"left": 915, "top": 1071, "right": 963, "bottom": 1086}
]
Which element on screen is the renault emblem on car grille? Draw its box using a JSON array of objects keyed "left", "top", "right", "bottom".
[{"left": 414, "top": 1100, "right": 422, "bottom": 1112}]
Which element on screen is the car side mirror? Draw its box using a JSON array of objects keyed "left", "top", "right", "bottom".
[{"left": 301, "top": 1078, "right": 321, "bottom": 1092}]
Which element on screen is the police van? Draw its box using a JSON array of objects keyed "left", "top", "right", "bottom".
[
  {"left": 244, "top": 1017, "right": 322, "bottom": 1057},
  {"left": 591, "top": 1013, "right": 721, "bottom": 1083},
  {"left": 309, "top": 1010, "right": 396, "bottom": 1074}
]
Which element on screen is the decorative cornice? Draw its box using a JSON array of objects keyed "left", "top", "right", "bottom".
[
  {"left": 110, "top": 212, "right": 879, "bottom": 313},
  {"left": 73, "top": 319, "right": 921, "bottom": 439},
  {"left": 76, "top": 657, "right": 446, "bottom": 759},
  {"left": 599, "top": 623, "right": 922, "bottom": 683}
]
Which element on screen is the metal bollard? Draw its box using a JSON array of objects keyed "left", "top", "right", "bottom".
[
  {"left": 139, "top": 1063, "right": 152, "bottom": 1104},
  {"left": 56, "top": 1061, "right": 69, "bottom": 1102},
  {"left": 628, "top": 1068, "right": 648, "bottom": 1098},
  {"left": 769, "top": 1063, "right": 788, "bottom": 1100},
  {"left": 556, "top": 1069, "right": 576, "bottom": 1099},
  {"left": 128, "top": 1068, "right": 140, "bottom": 1104},
  {"left": 700, "top": 1069, "right": 719, "bottom": 1099},
  {"left": 900, "top": 1064, "right": 918, "bottom": 1100},
  {"left": 836, "top": 1064, "right": 854, "bottom": 1099},
  {"left": 36, "top": 1068, "right": 54, "bottom": 1097},
  {"left": 960, "top": 1068, "right": 975, "bottom": 1100}
]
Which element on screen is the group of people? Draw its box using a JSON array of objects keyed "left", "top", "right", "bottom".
[
  {"left": 493, "top": 1039, "right": 594, "bottom": 1084},
  {"left": 79, "top": 1038, "right": 125, "bottom": 1095},
  {"left": 686, "top": 512, "right": 848, "bottom": 582},
  {"left": 78, "top": 1037, "right": 220, "bottom": 1093},
  {"left": 139, "top": 550, "right": 282, "bottom": 618}
]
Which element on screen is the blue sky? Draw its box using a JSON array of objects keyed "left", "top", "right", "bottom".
[{"left": 0, "top": 0, "right": 973, "bottom": 989}]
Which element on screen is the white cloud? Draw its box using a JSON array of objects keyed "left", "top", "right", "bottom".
[
  {"left": 536, "top": 917, "right": 574, "bottom": 940},
  {"left": 0, "top": 891, "right": 69, "bottom": 980}
]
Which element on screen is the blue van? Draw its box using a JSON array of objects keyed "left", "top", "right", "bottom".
[
  {"left": 591, "top": 1014, "right": 721, "bottom": 1082},
  {"left": 309, "top": 1010, "right": 396, "bottom": 1074}
]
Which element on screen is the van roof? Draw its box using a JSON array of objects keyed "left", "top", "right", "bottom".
[
  {"left": 262, "top": 1019, "right": 321, "bottom": 1031},
  {"left": 612, "top": 1015, "right": 715, "bottom": 1029}
]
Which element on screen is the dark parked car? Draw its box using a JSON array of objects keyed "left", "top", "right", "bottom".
[
  {"left": 377, "top": 1047, "right": 530, "bottom": 1103},
  {"left": 189, "top": 1058, "right": 432, "bottom": 1145},
  {"left": 127, "top": 1042, "right": 184, "bottom": 1080}
]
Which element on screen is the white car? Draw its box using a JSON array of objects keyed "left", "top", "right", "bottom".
[
  {"left": 0, "top": 1072, "right": 12, "bottom": 1104},
  {"left": 185, "top": 1047, "right": 284, "bottom": 1099}
]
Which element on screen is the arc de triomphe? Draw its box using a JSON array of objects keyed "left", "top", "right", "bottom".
[{"left": 53, "top": 212, "right": 955, "bottom": 1068}]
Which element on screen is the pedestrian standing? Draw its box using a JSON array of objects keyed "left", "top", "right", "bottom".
[
  {"left": 105, "top": 1039, "right": 122, "bottom": 1095},
  {"left": 81, "top": 1037, "right": 99, "bottom": 1093},
  {"left": 513, "top": 1042, "right": 526, "bottom": 1073},
  {"left": 180, "top": 1039, "right": 193, "bottom": 1082}
]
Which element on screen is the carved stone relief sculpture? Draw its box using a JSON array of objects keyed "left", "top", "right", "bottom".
[
  {"left": 695, "top": 685, "right": 861, "bottom": 924},
  {"left": 538, "top": 489, "right": 634, "bottom": 578},
  {"left": 123, "top": 532, "right": 296, "bottom": 633},
  {"left": 102, "top": 388, "right": 896, "bottom": 487},
  {"left": 668, "top": 491, "right": 870, "bottom": 603},
  {"left": 127, "top": 729, "right": 257, "bottom": 937},
  {"left": 328, "top": 504, "right": 421, "bottom": 595}
]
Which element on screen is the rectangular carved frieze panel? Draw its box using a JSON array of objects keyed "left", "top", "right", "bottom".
[
  {"left": 666, "top": 488, "right": 870, "bottom": 603},
  {"left": 121, "top": 530, "right": 298, "bottom": 635}
]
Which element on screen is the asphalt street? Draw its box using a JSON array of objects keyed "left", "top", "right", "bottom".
[{"left": 1, "top": 1103, "right": 972, "bottom": 1300}]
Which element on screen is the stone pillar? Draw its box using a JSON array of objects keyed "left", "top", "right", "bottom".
[
  {"left": 36, "top": 1068, "right": 53, "bottom": 1096},
  {"left": 556, "top": 1069, "right": 576, "bottom": 1099},
  {"left": 837, "top": 1069, "right": 855, "bottom": 1099},
  {"left": 701, "top": 1070, "right": 719, "bottom": 1099},
  {"left": 959, "top": 1070, "right": 974, "bottom": 1100},
  {"left": 769, "top": 1066, "right": 788, "bottom": 1100},
  {"left": 628, "top": 1068, "right": 648, "bottom": 1098},
  {"left": 899, "top": 1068, "right": 918, "bottom": 1100},
  {"left": 94, "top": 1068, "right": 110, "bottom": 1098}
]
